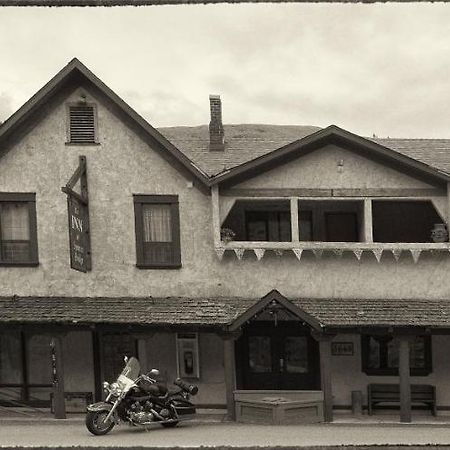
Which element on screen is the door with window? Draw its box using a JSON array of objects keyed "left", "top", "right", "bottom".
[{"left": 237, "top": 322, "right": 319, "bottom": 390}]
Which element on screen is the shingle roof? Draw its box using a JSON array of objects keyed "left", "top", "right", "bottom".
[
  {"left": 158, "top": 125, "right": 450, "bottom": 178},
  {"left": 1, "top": 296, "right": 450, "bottom": 329}
]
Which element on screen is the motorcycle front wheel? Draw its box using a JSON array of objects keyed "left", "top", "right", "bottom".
[{"left": 86, "top": 410, "right": 115, "bottom": 436}]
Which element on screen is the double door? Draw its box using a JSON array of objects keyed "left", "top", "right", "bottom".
[{"left": 237, "top": 322, "right": 319, "bottom": 390}]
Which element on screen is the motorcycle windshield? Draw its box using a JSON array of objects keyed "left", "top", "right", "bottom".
[{"left": 116, "top": 357, "right": 140, "bottom": 390}]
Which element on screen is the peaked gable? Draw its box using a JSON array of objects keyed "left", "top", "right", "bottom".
[
  {"left": 0, "top": 58, "right": 210, "bottom": 190},
  {"left": 210, "top": 125, "right": 450, "bottom": 188}
]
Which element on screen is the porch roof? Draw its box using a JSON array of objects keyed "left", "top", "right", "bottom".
[{"left": 1, "top": 295, "right": 450, "bottom": 330}]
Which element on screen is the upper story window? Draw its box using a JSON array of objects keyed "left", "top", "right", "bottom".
[
  {"left": 0, "top": 193, "right": 38, "bottom": 266},
  {"left": 67, "top": 103, "right": 98, "bottom": 144},
  {"left": 361, "top": 335, "right": 432, "bottom": 376},
  {"left": 133, "top": 195, "right": 181, "bottom": 269}
]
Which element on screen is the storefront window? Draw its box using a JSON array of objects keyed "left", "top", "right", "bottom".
[{"left": 362, "top": 335, "right": 431, "bottom": 376}]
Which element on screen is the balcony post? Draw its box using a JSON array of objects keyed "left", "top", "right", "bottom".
[
  {"left": 364, "top": 198, "right": 373, "bottom": 243},
  {"left": 290, "top": 197, "right": 299, "bottom": 242},
  {"left": 211, "top": 185, "right": 221, "bottom": 247}
]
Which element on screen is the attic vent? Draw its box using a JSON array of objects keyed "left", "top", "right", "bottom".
[{"left": 69, "top": 105, "right": 97, "bottom": 144}]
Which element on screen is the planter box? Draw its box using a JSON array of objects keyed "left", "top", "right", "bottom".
[{"left": 234, "top": 390, "right": 324, "bottom": 424}]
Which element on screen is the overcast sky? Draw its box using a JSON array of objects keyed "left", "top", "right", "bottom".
[{"left": 0, "top": 4, "right": 449, "bottom": 138}]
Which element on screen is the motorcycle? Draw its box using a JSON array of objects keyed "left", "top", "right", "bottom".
[{"left": 85, "top": 356, "right": 198, "bottom": 435}]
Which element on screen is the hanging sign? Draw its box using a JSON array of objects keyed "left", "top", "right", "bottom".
[{"left": 62, "top": 156, "right": 91, "bottom": 272}]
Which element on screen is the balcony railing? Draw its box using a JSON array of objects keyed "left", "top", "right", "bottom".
[{"left": 214, "top": 241, "right": 450, "bottom": 263}]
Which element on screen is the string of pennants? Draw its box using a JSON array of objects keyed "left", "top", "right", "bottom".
[{"left": 214, "top": 247, "right": 444, "bottom": 263}]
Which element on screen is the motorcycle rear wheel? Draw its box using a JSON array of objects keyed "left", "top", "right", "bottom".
[{"left": 86, "top": 411, "right": 115, "bottom": 436}]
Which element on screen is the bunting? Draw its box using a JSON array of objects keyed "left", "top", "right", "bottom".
[
  {"left": 353, "top": 249, "right": 363, "bottom": 261},
  {"left": 254, "top": 248, "right": 265, "bottom": 261},
  {"left": 410, "top": 249, "right": 422, "bottom": 264},
  {"left": 292, "top": 248, "right": 303, "bottom": 261},
  {"left": 234, "top": 248, "right": 245, "bottom": 260},
  {"left": 215, "top": 247, "right": 226, "bottom": 260},
  {"left": 372, "top": 248, "right": 383, "bottom": 263},
  {"left": 392, "top": 249, "right": 402, "bottom": 261}
]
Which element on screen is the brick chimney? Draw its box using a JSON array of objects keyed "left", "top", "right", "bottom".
[{"left": 209, "top": 95, "right": 225, "bottom": 151}]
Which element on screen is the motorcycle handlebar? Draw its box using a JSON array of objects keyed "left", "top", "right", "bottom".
[{"left": 174, "top": 378, "right": 198, "bottom": 395}]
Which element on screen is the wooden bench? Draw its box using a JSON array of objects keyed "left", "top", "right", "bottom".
[{"left": 368, "top": 383, "right": 436, "bottom": 416}]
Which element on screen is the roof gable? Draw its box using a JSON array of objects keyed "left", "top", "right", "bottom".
[
  {"left": 0, "top": 58, "right": 210, "bottom": 190},
  {"left": 210, "top": 125, "right": 450, "bottom": 188}
]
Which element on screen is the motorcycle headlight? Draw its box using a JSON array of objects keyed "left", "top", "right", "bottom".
[
  {"left": 103, "top": 381, "right": 110, "bottom": 392},
  {"left": 110, "top": 382, "right": 123, "bottom": 396}
]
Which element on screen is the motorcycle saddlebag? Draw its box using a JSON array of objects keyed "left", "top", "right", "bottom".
[{"left": 171, "top": 398, "right": 196, "bottom": 416}]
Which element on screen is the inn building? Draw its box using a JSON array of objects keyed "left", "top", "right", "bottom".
[{"left": 1, "top": 58, "right": 450, "bottom": 423}]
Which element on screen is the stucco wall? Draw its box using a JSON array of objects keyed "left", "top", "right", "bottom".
[
  {"left": 0, "top": 83, "right": 449, "bottom": 300},
  {"left": 143, "top": 332, "right": 226, "bottom": 406},
  {"left": 331, "top": 334, "right": 450, "bottom": 408}
]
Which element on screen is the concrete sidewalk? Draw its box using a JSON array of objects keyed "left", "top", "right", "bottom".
[{"left": 1, "top": 419, "right": 450, "bottom": 448}]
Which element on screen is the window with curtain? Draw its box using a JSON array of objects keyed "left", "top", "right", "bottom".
[
  {"left": 0, "top": 194, "right": 38, "bottom": 265},
  {"left": 134, "top": 195, "right": 181, "bottom": 268}
]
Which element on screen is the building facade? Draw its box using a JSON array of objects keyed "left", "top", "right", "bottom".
[{"left": 1, "top": 58, "right": 450, "bottom": 422}]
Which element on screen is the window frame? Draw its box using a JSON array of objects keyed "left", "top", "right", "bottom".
[
  {"left": 361, "top": 334, "right": 432, "bottom": 376},
  {"left": 0, "top": 193, "right": 38, "bottom": 267},
  {"left": 66, "top": 102, "right": 99, "bottom": 145},
  {"left": 133, "top": 194, "right": 181, "bottom": 269}
]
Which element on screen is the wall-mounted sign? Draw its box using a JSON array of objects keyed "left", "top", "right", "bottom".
[
  {"left": 62, "top": 156, "right": 91, "bottom": 272},
  {"left": 331, "top": 342, "right": 354, "bottom": 356}
]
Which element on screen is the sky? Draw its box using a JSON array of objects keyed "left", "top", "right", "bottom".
[{"left": 0, "top": 3, "right": 449, "bottom": 138}]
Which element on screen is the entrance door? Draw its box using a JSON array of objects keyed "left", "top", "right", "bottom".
[{"left": 237, "top": 322, "right": 319, "bottom": 390}]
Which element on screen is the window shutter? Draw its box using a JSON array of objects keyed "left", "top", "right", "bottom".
[{"left": 69, "top": 106, "right": 96, "bottom": 143}]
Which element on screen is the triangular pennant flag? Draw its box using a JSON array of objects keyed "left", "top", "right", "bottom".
[
  {"left": 312, "top": 249, "right": 323, "bottom": 259},
  {"left": 254, "top": 248, "right": 265, "bottom": 261},
  {"left": 292, "top": 248, "right": 303, "bottom": 261},
  {"left": 410, "top": 249, "right": 421, "bottom": 264},
  {"left": 392, "top": 249, "right": 402, "bottom": 261},
  {"left": 274, "top": 249, "right": 284, "bottom": 257},
  {"left": 372, "top": 248, "right": 383, "bottom": 263},
  {"left": 333, "top": 249, "right": 344, "bottom": 258},
  {"left": 234, "top": 248, "right": 245, "bottom": 260},
  {"left": 353, "top": 249, "right": 363, "bottom": 261},
  {"left": 215, "top": 247, "right": 226, "bottom": 260}
]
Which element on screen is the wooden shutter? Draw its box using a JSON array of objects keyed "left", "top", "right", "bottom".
[{"left": 69, "top": 106, "right": 96, "bottom": 143}]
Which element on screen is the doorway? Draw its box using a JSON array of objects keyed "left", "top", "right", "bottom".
[{"left": 236, "top": 322, "right": 319, "bottom": 390}]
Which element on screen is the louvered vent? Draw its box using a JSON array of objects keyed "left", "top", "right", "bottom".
[{"left": 69, "top": 106, "right": 96, "bottom": 143}]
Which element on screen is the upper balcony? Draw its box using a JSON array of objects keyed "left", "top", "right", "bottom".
[{"left": 211, "top": 187, "right": 450, "bottom": 262}]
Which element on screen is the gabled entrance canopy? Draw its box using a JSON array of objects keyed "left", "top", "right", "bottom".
[{"left": 228, "top": 289, "right": 322, "bottom": 332}]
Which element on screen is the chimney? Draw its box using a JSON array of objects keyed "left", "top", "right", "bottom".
[{"left": 209, "top": 94, "right": 225, "bottom": 151}]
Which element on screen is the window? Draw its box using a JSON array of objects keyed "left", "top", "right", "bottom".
[
  {"left": 245, "top": 211, "right": 291, "bottom": 242},
  {"left": 0, "top": 193, "right": 38, "bottom": 266},
  {"left": 134, "top": 195, "right": 181, "bottom": 269},
  {"left": 67, "top": 104, "right": 98, "bottom": 144},
  {"left": 361, "top": 335, "right": 432, "bottom": 376}
]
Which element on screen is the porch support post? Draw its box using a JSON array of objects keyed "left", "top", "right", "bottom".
[
  {"left": 311, "top": 331, "right": 334, "bottom": 423},
  {"left": 211, "top": 185, "right": 221, "bottom": 247},
  {"left": 446, "top": 182, "right": 450, "bottom": 230},
  {"left": 51, "top": 333, "right": 66, "bottom": 419},
  {"left": 222, "top": 331, "right": 240, "bottom": 421},
  {"left": 364, "top": 198, "right": 373, "bottom": 243},
  {"left": 399, "top": 335, "right": 412, "bottom": 423},
  {"left": 290, "top": 197, "right": 299, "bottom": 243}
]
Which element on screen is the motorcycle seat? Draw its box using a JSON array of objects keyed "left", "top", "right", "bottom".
[{"left": 140, "top": 381, "right": 168, "bottom": 397}]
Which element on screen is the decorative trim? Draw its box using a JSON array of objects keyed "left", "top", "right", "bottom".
[
  {"left": 215, "top": 247, "right": 226, "bottom": 260},
  {"left": 254, "top": 248, "right": 265, "bottom": 260},
  {"left": 292, "top": 248, "right": 303, "bottom": 261},
  {"left": 353, "top": 249, "right": 363, "bottom": 261},
  {"left": 392, "top": 249, "right": 402, "bottom": 261},
  {"left": 410, "top": 249, "right": 422, "bottom": 264},
  {"left": 234, "top": 248, "right": 245, "bottom": 260},
  {"left": 372, "top": 248, "right": 383, "bottom": 262}
]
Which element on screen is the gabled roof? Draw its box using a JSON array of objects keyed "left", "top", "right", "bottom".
[
  {"left": 0, "top": 58, "right": 211, "bottom": 190},
  {"left": 159, "top": 124, "right": 450, "bottom": 180},
  {"left": 205, "top": 125, "right": 450, "bottom": 187}
]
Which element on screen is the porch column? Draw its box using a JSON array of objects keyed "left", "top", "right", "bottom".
[
  {"left": 399, "top": 335, "right": 412, "bottom": 423},
  {"left": 363, "top": 198, "right": 373, "bottom": 243},
  {"left": 211, "top": 185, "right": 221, "bottom": 247},
  {"left": 222, "top": 332, "right": 240, "bottom": 421},
  {"left": 290, "top": 197, "right": 299, "bottom": 243},
  {"left": 311, "top": 331, "right": 334, "bottom": 422},
  {"left": 50, "top": 334, "right": 66, "bottom": 419}
]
